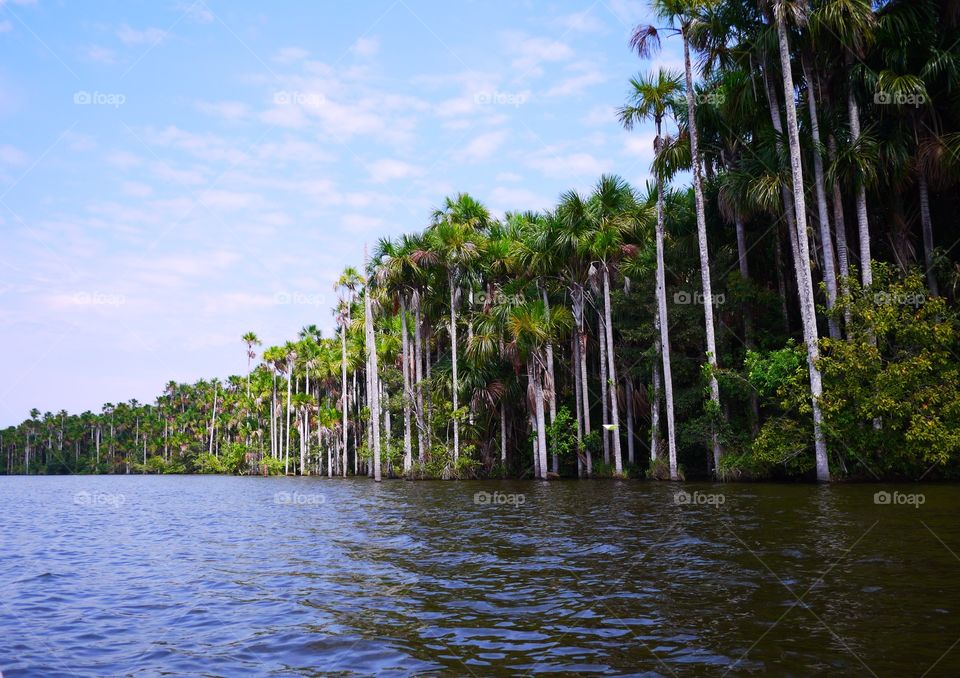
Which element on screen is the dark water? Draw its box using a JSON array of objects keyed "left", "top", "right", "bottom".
[{"left": 1, "top": 476, "right": 958, "bottom": 677}]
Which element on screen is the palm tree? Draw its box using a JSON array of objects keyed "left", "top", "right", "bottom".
[
  {"left": 773, "top": 0, "right": 829, "bottom": 481},
  {"left": 362, "top": 251, "right": 382, "bottom": 482},
  {"left": 426, "top": 193, "right": 489, "bottom": 465},
  {"left": 242, "top": 332, "right": 261, "bottom": 398},
  {"left": 633, "top": 3, "right": 724, "bottom": 472},
  {"left": 335, "top": 266, "right": 362, "bottom": 476},
  {"left": 619, "top": 68, "right": 683, "bottom": 479}
]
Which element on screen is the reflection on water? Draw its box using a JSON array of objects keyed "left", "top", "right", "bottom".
[{"left": 1, "top": 476, "right": 958, "bottom": 676}]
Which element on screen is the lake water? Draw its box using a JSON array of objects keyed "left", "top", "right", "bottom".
[{"left": 1, "top": 476, "right": 958, "bottom": 676}]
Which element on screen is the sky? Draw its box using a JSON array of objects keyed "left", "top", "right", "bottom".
[{"left": 0, "top": 0, "right": 685, "bottom": 424}]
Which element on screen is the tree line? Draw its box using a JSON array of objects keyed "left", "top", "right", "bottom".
[{"left": 4, "top": 0, "right": 960, "bottom": 481}]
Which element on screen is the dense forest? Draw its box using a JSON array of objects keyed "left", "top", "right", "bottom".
[{"left": 4, "top": 0, "right": 960, "bottom": 481}]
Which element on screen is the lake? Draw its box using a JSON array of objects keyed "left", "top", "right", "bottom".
[{"left": 1, "top": 476, "right": 958, "bottom": 676}]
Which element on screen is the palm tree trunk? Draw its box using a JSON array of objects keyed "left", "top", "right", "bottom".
[
  {"left": 572, "top": 331, "right": 584, "bottom": 478},
  {"left": 448, "top": 274, "right": 460, "bottom": 464},
  {"left": 285, "top": 372, "right": 292, "bottom": 474},
  {"left": 575, "top": 285, "right": 592, "bottom": 475},
  {"left": 531, "top": 355, "right": 548, "bottom": 479},
  {"left": 776, "top": 10, "right": 829, "bottom": 482},
  {"left": 650, "top": 307, "right": 661, "bottom": 461},
  {"left": 802, "top": 55, "right": 840, "bottom": 339},
  {"left": 364, "top": 265, "right": 382, "bottom": 482},
  {"left": 340, "top": 326, "right": 348, "bottom": 477},
  {"left": 414, "top": 294, "right": 425, "bottom": 464},
  {"left": 683, "top": 32, "right": 722, "bottom": 471},
  {"left": 847, "top": 65, "right": 873, "bottom": 288},
  {"left": 541, "top": 286, "right": 558, "bottom": 473},
  {"left": 625, "top": 377, "right": 635, "bottom": 465},
  {"left": 401, "top": 297, "right": 413, "bottom": 474},
  {"left": 598, "top": 309, "right": 610, "bottom": 465},
  {"left": 655, "top": 171, "right": 679, "bottom": 480},
  {"left": 500, "top": 400, "right": 507, "bottom": 465},
  {"left": 918, "top": 172, "right": 939, "bottom": 295},
  {"left": 602, "top": 265, "right": 623, "bottom": 475},
  {"left": 208, "top": 383, "right": 217, "bottom": 457}
]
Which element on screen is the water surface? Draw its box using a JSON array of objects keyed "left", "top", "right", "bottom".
[{"left": 1, "top": 476, "right": 958, "bottom": 676}]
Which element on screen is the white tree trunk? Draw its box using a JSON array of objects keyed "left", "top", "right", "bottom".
[
  {"left": 401, "top": 297, "right": 413, "bottom": 474},
  {"left": 683, "top": 34, "right": 722, "bottom": 471},
  {"left": 603, "top": 266, "right": 623, "bottom": 475},
  {"left": 802, "top": 55, "right": 841, "bottom": 339},
  {"left": 598, "top": 309, "right": 610, "bottom": 465},
  {"left": 847, "top": 75, "right": 873, "bottom": 288},
  {"left": 656, "top": 172, "right": 679, "bottom": 480},
  {"left": 449, "top": 276, "right": 460, "bottom": 464},
  {"left": 777, "top": 11, "right": 830, "bottom": 482},
  {"left": 364, "top": 268, "right": 382, "bottom": 482}
]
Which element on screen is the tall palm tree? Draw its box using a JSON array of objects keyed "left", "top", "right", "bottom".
[
  {"left": 242, "top": 332, "right": 261, "bottom": 398},
  {"left": 633, "top": 3, "right": 724, "bottom": 471},
  {"left": 618, "top": 68, "right": 683, "bottom": 479},
  {"left": 426, "top": 193, "right": 489, "bottom": 465},
  {"left": 335, "top": 266, "right": 362, "bottom": 476},
  {"left": 773, "top": 0, "right": 829, "bottom": 481}
]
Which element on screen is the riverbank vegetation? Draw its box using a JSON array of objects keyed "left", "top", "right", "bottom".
[{"left": 4, "top": 0, "right": 960, "bottom": 481}]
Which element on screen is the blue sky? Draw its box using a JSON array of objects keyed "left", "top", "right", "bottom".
[{"left": 0, "top": 0, "right": 684, "bottom": 423}]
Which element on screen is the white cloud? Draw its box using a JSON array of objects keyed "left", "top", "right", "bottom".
[
  {"left": 0, "top": 144, "right": 26, "bottom": 165},
  {"left": 546, "top": 62, "right": 607, "bottom": 97},
  {"left": 197, "top": 100, "right": 249, "bottom": 120},
  {"left": 366, "top": 158, "right": 422, "bottom": 183},
  {"left": 87, "top": 45, "right": 116, "bottom": 64},
  {"left": 489, "top": 186, "right": 552, "bottom": 213},
  {"left": 461, "top": 130, "right": 508, "bottom": 162},
  {"left": 105, "top": 151, "right": 141, "bottom": 168},
  {"left": 121, "top": 181, "right": 153, "bottom": 198},
  {"left": 582, "top": 105, "right": 617, "bottom": 126},
  {"left": 503, "top": 31, "right": 573, "bottom": 77},
  {"left": 555, "top": 10, "right": 606, "bottom": 33},
  {"left": 341, "top": 213, "right": 384, "bottom": 233},
  {"left": 116, "top": 24, "right": 166, "bottom": 46},
  {"left": 351, "top": 36, "right": 379, "bottom": 58},
  {"left": 176, "top": 1, "right": 214, "bottom": 24},
  {"left": 527, "top": 151, "right": 607, "bottom": 178},
  {"left": 273, "top": 47, "right": 309, "bottom": 64}
]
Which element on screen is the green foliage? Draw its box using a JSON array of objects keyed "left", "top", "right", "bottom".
[{"left": 546, "top": 406, "right": 578, "bottom": 460}]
